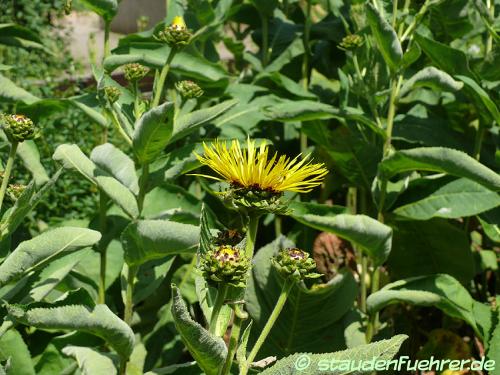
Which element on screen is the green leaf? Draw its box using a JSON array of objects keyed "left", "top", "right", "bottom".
[
  {"left": 121, "top": 220, "right": 199, "bottom": 266},
  {"left": 399, "top": 67, "right": 464, "bottom": 97},
  {"left": 290, "top": 213, "right": 392, "bottom": 266},
  {"left": 53, "top": 144, "right": 139, "bottom": 218},
  {"left": 259, "top": 334, "right": 408, "bottom": 374},
  {"left": 456, "top": 75, "right": 500, "bottom": 125},
  {"left": 7, "top": 303, "right": 134, "bottom": 359},
  {"left": 68, "top": 94, "right": 107, "bottom": 127},
  {"left": 393, "top": 178, "right": 500, "bottom": 220},
  {"left": 378, "top": 147, "right": 500, "bottom": 191},
  {"left": 246, "top": 237, "right": 358, "bottom": 357},
  {"left": 133, "top": 102, "right": 174, "bottom": 164},
  {"left": 0, "top": 329, "right": 35, "bottom": 375},
  {"left": 288, "top": 201, "right": 347, "bottom": 217},
  {"left": 171, "top": 285, "right": 227, "bottom": 375},
  {"left": 17, "top": 140, "right": 50, "bottom": 186},
  {"left": 170, "top": 100, "right": 238, "bottom": 144},
  {"left": 365, "top": 3, "right": 403, "bottom": 70},
  {"left": 0, "top": 227, "right": 101, "bottom": 287},
  {"left": 487, "top": 317, "right": 500, "bottom": 375},
  {"left": 414, "top": 33, "right": 474, "bottom": 77},
  {"left": 367, "top": 274, "right": 482, "bottom": 336},
  {"left": 479, "top": 208, "right": 500, "bottom": 243},
  {"left": 0, "top": 74, "right": 39, "bottom": 104},
  {"left": 236, "top": 321, "right": 253, "bottom": 366},
  {"left": 62, "top": 346, "right": 117, "bottom": 375},
  {"left": 0, "top": 23, "right": 47, "bottom": 52},
  {"left": 79, "top": 0, "right": 118, "bottom": 20},
  {"left": 388, "top": 219, "right": 474, "bottom": 284},
  {"left": 91, "top": 143, "right": 139, "bottom": 195}
]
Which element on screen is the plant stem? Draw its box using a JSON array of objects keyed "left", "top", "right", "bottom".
[
  {"left": 103, "top": 20, "right": 111, "bottom": 60},
  {"left": 133, "top": 80, "right": 141, "bottom": 120},
  {"left": 300, "top": 0, "right": 312, "bottom": 154},
  {"left": 109, "top": 109, "right": 132, "bottom": 146},
  {"left": 245, "top": 214, "right": 260, "bottom": 258},
  {"left": 0, "top": 142, "right": 18, "bottom": 213},
  {"left": 383, "top": 75, "right": 403, "bottom": 155},
  {"left": 209, "top": 283, "right": 228, "bottom": 335},
  {"left": 98, "top": 192, "right": 108, "bottom": 304},
  {"left": 485, "top": 0, "right": 494, "bottom": 56},
  {"left": 366, "top": 267, "right": 380, "bottom": 342},
  {"left": 360, "top": 256, "right": 368, "bottom": 313},
  {"left": 260, "top": 13, "right": 270, "bottom": 67},
  {"left": 137, "top": 163, "right": 150, "bottom": 215},
  {"left": 473, "top": 124, "right": 485, "bottom": 161},
  {"left": 242, "top": 279, "right": 294, "bottom": 374},
  {"left": 152, "top": 47, "right": 177, "bottom": 108},
  {"left": 220, "top": 310, "right": 243, "bottom": 375},
  {"left": 391, "top": 0, "right": 398, "bottom": 28},
  {"left": 124, "top": 265, "right": 138, "bottom": 325}
]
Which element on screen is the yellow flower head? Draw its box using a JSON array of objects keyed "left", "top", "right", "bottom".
[
  {"left": 195, "top": 138, "right": 328, "bottom": 193},
  {"left": 171, "top": 16, "right": 187, "bottom": 30}
]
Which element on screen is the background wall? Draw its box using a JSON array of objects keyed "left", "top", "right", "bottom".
[{"left": 111, "top": 0, "right": 166, "bottom": 33}]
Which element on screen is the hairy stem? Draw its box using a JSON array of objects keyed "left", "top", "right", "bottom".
[
  {"left": 242, "top": 279, "right": 294, "bottom": 374},
  {"left": 0, "top": 141, "right": 18, "bottom": 213},
  {"left": 98, "top": 192, "right": 108, "bottom": 304},
  {"left": 209, "top": 283, "right": 228, "bottom": 335},
  {"left": 152, "top": 47, "right": 177, "bottom": 108},
  {"left": 124, "top": 265, "right": 138, "bottom": 325}
]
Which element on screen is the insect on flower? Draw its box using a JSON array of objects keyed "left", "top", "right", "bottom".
[{"left": 194, "top": 138, "right": 328, "bottom": 194}]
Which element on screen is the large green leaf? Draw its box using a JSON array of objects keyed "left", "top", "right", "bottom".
[
  {"left": 393, "top": 178, "right": 500, "bottom": 220},
  {"left": 171, "top": 285, "right": 227, "bottom": 375},
  {"left": 0, "top": 23, "right": 46, "bottom": 52},
  {"left": 246, "top": 237, "right": 358, "bottom": 357},
  {"left": 0, "top": 227, "right": 101, "bottom": 287},
  {"left": 170, "top": 100, "right": 238, "bottom": 144},
  {"left": 53, "top": 144, "right": 139, "bottom": 218},
  {"left": 62, "top": 346, "right": 117, "bottom": 375},
  {"left": 79, "top": 0, "right": 118, "bottom": 20},
  {"left": 91, "top": 143, "right": 139, "bottom": 195},
  {"left": 121, "top": 220, "right": 199, "bottom": 266},
  {"left": 259, "top": 334, "right": 408, "bottom": 374},
  {"left": 68, "top": 94, "right": 107, "bottom": 127},
  {"left": 367, "top": 274, "right": 482, "bottom": 336},
  {"left": 378, "top": 147, "right": 500, "bottom": 191},
  {"left": 17, "top": 141, "right": 50, "bottom": 186},
  {"left": 456, "top": 75, "right": 500, "bottom": 125},
  {"left": 414, "top": 33, "right": 474, "bottom": 77},
  {"left": 0, "top": 329, "right": 35, "bottom": 375},
  {"left": 133, "top": 102, "right": 174, "bottom": 164},
  {"left": 399, "top": 67, "right": 464, "bottom": 97},
  {"left": 7, "top": 303, "right": 134, "bottom": 359},
  {"left": 388, "top": 219, "right": 474, "bottom": 284},
  {"left": 0, "top": 74, "right": 39, "bottom": 104},
  {"left": 365, "top": 3, "right": 402, "bottom": 70},
  {"left": 291, "top": 212, "right": 392, "bottom": 266}
]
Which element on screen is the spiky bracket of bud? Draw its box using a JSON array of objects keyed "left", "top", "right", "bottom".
[
  {"left": 1, "top": 114, "right": 36, "bottom": 143},
  {"left": 156, "top": 16, "right": 192, "bottom": 48},
  {"left": 222, "top": 185, "right": 291, "bottom": 216},
  {"left": 199, "top": 245, "right": 251, "bottom": 288},
  {"left": 175, "top": 80, "right": 204, "bottom": 99},
  {"left": 124, "top": 63, "right": 149, "bottom": 82},
  {"left": 272, "top": 248, "right": 322, "bottom": 282}
]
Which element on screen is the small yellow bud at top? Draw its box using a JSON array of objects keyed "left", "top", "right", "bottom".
[{"left": 171, "top": 16, "right": 187, "bottom": 30}]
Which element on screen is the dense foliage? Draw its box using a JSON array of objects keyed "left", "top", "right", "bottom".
[{"left": 0, "top": 0, "right": 499, "bottom": 374}]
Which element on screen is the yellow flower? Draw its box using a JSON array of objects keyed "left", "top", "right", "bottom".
[
  {"left": 171, "top": 16, "right": 187, "bottom": 30},
  {"left": 195, "top": 138, "right": 328, "bottom": 193}
]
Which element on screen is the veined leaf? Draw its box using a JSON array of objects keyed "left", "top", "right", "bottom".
[
  {"left": 68, "top": 94, "right": 107, "bottom": 127},
  {"left": 0, "top": 23, "right": 46, "bottom": 52},
  {"left": 0, "top": 74, "right": 39, "bottom": 104},
  {"left": 393, "top": 178, "right": 500, "bottom": 220},
  {"left": 121, "top": 220, "right": 199, "bottom": 266},
  {"left": 0, "top": 227, "right": 101, "bottom": 287},
  {"left": 17, "top": 141, "right": 50, "bottom": 186},
  {"left": 0, "top": 329, "right": 35, "bottom": 375},
  {"left": 171, "top": 285, "right": 227, "bottom": 375},
  {"left": 378, "top": 147, "right": 500, "bottom": 191},
  {"left": 456, "top": 75, "right": 500, "bottom": 125},
  {"left": 367, "top": 274, "right": 482, "bottom": 336},
  {"left": 53, "top": 144, "right": 139, "bottom": 218},
  {"left": 291, "top": 213, "right": 392, "bottom": 266},
  {"left": 62, "top": 346, "right": 117, "bottom": 375},
  {"left": 259, "top": 334, "right": 408, "bottom": 374},
  {"left": 79, "top": 0, "right": 118, "bottom": 20},
  {"left": 7, "top": 304, "right": 134, "bottom": 359},
  {"left": 91, "top": 143, "right": 139, "bottom": 194},
  {"left": 399, "top": 67, "right": 463, "bottom": 97},
  {"left": 133, "top": 102, "right": 174, "bottom": 164},
  {"left": 170, "top": 100, "right": 238, "bottom": 144},
  {"left": 365, "top": 3, "right": 403, "bottom": 70}
]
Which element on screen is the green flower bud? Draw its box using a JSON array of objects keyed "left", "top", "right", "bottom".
[
  {"left": 1, "top": 114, "right": 36, "bottom": 143},
  {"left": 124, "top": 63, "right": 149, "bottom": 82},
  {"left": 223, "top": 185, "right": 291, "bottom": 216},
  {"left": 175, "top": 80, "right": 204, "bottom": 99},
  {"left": 7, "top": 183, "right": 26, "bottom": 200},
  {"left": 272, "top": 248, "right": 322, "bottom": 282},
  {"left": 156, "top": 16, "right": 192, "bottom": 47},
  {"left": 338, "top": 34, "right": 364, "bottom": 51},
  {"left": 200, "top": 245, "right": 251, "bottom": 288},
  {"left": 104, "top": 86, "right": 121, "bottom": 104}
]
